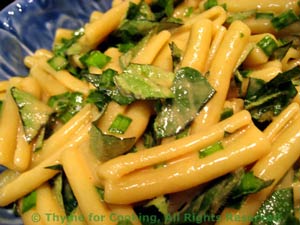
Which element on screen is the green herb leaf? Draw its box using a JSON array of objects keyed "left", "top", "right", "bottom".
[
  {"left": 245, "top": 66, "right": 300, "bottom": 122},
  {"left": 220, "top": 107, "right": 234, "bottom": 121},
  {"left": 85, "top": 90, "right": 109, "bottom": 112},
  {"left": 154, "top": 67, "right": 215, "bottom": 138},
  {"left": 83, "top": 69, "right": 135, "bottom": 105},
  {"left": 79, "top": 50, "right": 111, "bottom": 69},
  {"left": 33, "top": 127, "right": 46, "bottom": 152},
  {"left": 114, "top": 63, "right": 175, "bottom": 99},
  {"left": 22, "top": 191, "right": 37, "bottom": 213},
  {"left": 255, "top": 12, "right": 274, "bottom": 20},
  {"left": 231, "top": 172, "right": 274, "bottom": 199},
  {"left": 257, "top": 35, "right": 278, "bottom": 57},
  {"left": 169, "top": 42, "right": 183, "bottom": 71},
  {"left": 11, "top": 87, "right": 54, "bottom": 142},
  {"left": 253, "top": 188, "right": 296, "bottom": 225},
  {"left": 48, "top": 92, "right": 84, "bottom": 123},
  {"left": 89, "top": 124, "right": 136, "bottom": 162},
  {"left": 270, "top": 41, "right": 293, "bottom": 60},
  {"left": 62, "top": 176, "right": 78, "bottom": 216},
  {"left": 45, "top": 164, "right": 63, "bottom": 170},
  {"left": 53, "top": 28, "right": 84, "bottom": 56},
  {"left": 47, "top": 55, "right": 69, "bottom": 71},
  {"left": 204, "top": 0, "right": 218, "bottom": 10},
  {"left": 95, "top": 186, "right": 105, "bottom": 201},
  {"left": 199, "top": 141, "right": 224, "bottom": 158},
  {"left": 108, "top": 114, "right": 132, "bottom": 134},
  {"left": 271, "top": 9, "right": 299, "bottom": 31}
]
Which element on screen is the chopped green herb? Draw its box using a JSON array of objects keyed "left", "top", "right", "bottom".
[
  {"left": 184, "top": 7, "right": 193, "bottom": 17},
  {"left": 117, "top": 42, "right": 135, "bottom": 53},
  {"left": 83, "top": 69, "right": 135, "bottom": 105},
  {"left": 22, "top": 191, "right": 37, "bottom": 213},
  {"left": 47, "top": 55, "right": 68, "bottom": 71},
  {"left": 169, "top": 41, "right": 183, "bottom": 70},
  {"left": 245, "top": 66, "right": 300, "bottom": 122},
  {"left": 51, "top": 174, "right": 64, "bottom": 210},
  {"left": 220, "top": 107, "right": 234, "bottom": 121},
  {"left": 271, "top": 41, "right": 293, "bottom": 60},
  {"left": 255, "top": 12, "right": 274, "bottom": 20},
  {"left": 95, "top": 186, "right": 105, "bottom": 201},
  {"left": 62, "top": 176, "right": 78, "bottom": 215},
  {"left": 33, "top": 127, "right": 45, "bottom": 152},
  {"left": 11, "top": 87, "right": 54, "bottom": 142},
  {"left": 154, "top": 67, "right": 215, "bottom": 138},
  {"left": 79, "top": 50, "right": 111, "bottom": 69},
  {"left": 145, "top": 195, "right": 169, "bottom": 221},
  {"left": 108, "top": 114, "right": 132, "bottom": 134},
  {"left": 204, "top": 0, "right": 218, "bottom": 10},
  {"left": 45, "top": 164, "right": 63, "bottom": 170},
  {"left": 271, "top": 9, "right": 299, "bottom": 31},
  {"left": 231, "top": 172, "right": 274, "bottom": 199},
  {"left": 257, "top": 35, "right": 278, "bottom": 57},
  {"left": 85, "top": 90, "right": 109, "bottom": 112},
  {"left": 199, "top": 141, "right": 224, "bottom": 158},
  {"left": 53, "top": 28, "right": 84, "bottom": 56},
  {"left": 253, "top": 188, "right": 295, "bottom": 225},
  {"left": 114, "top": 64, "right": 175, "bottom": 99},
  {"left": 175, "top": 127, "right": 190, "bottom": 139},
  {"left": 89, "top": 124, "right": 136, "bottom": 162},
  {"left": 143, "top": 132, "right": 157, "bottom": 148},
  {"left": 48, "top": 92, "right": 84, "bottom": 123}
]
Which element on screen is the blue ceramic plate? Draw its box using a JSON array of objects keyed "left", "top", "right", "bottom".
[{"left": 0, "top": 0, "right": 111, "bottom": 224}]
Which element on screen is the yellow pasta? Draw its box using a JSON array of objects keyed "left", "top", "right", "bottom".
[
  {"left": 180, "top": 19, "right": 212, "bottom": 73},
  {"left": 98, "top": 110, "right": 252, "bottom": 180},
  {"left": 36, "top": 183, "right": 67, "bottom": 225},
  {"left": 0, "top": 82, "right": 19, "bottom": 169},
  {"left": 30, "top": 65, "right": 69, "bottom": 98},
  {"left": 191, "top": 20, "right": 250, "bottom": 133},
  {"left": 13, "top": 119, "right": 32, "bottom": 172},
  {"left": 104, "top": 124, "right": 270, "bottom": 204},
  {"left": 131, "top": 30, "right": 171, "bottom": 65},
  {"left": 61, "top": 146, "right": 114, "bottom": 225},
  {"left": 78, "top": 0, "right": 137, "bottom": 51}
]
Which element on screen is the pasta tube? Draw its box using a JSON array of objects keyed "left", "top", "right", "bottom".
[
  {"left": 104, "top": 124, "right": 271, "bottom": 204},
  {"left": 61, "top": 146, "right": 114, "bottom": 225},
  {"left": 191, "top": 20, "right": 251, "bottom": 133},
  {"left": 98, "top": 110, "right": 252, "bottom": 180},
  {"left": 180, "top": 19, "right": 212, "bottom": 73}
]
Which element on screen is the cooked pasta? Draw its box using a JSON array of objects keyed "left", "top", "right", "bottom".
[{"left": 1, "top": 0, "right": 300, "bottom": 225}]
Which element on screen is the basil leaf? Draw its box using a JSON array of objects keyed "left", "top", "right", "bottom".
[
  {"left": 89, "top": 124, "right": 136, "bottom": 162},
  {"left": 154, "top": 67, "right": 215, "bottom": 138}
]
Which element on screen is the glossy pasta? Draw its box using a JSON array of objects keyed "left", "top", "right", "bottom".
[{"left": 1, "top": 0, "right": 300, "bottom": 225}]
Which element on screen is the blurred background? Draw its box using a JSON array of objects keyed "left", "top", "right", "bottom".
[{"left": 1, "top": 0, "right": 15, "bottom": 10}]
